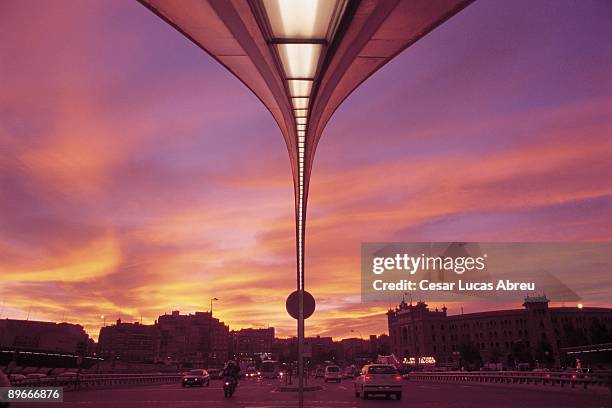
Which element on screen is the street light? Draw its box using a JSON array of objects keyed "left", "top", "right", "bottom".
[
  {"left": 350, "top": 330, "right": 365, "bottom": 363},
  {"left": 208, "top": 298, "right": 219, "bottom": 368},
  {"left": 210, "top": 297, "right": 219, "bottom": 315}
]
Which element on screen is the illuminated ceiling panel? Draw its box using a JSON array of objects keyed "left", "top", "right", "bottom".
[
  {"left": 288, "top": 79, "right": 313, "bottom": 97},
  {"left": 262, "top": 0, "right": 340, "bottom": 39},
  {"left": 277, "top": 43, "right": 322, "bottom": 79},
  {"left": 292, "top": 97, "right": 309, "bottom": 109}
]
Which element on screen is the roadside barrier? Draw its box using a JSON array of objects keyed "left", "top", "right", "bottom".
[
  {"left": 407, "top": 370, "right": 611, "bottom": 392},
  {"left": 10, "top": 373, "right": 183, "bottom": 391}
]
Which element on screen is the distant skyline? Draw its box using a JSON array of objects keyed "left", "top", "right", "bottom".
[{"left": 1, "top": 0, "right": 612, "bottom": 341}]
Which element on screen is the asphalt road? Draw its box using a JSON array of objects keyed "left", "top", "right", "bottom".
[{"left": 12, "top": 378, "right": 612, "bottom": 408}]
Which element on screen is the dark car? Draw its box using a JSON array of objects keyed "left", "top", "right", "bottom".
[{"left": 182, "top": 369, "right": 210, "bottom": 387}]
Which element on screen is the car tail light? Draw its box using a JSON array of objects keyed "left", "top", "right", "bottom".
[
  {"left": 364, "top": 375, "right": 373, "bottom": 381},
  {"left": 394, "top": 375, "right": 402, "bottom": 381}
]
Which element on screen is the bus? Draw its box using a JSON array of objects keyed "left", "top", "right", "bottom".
[{"left": 260, "top": 360, "right": 279, "bottom": 379}]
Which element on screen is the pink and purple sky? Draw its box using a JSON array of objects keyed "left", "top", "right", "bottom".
[{"left": 1, "top": 0, "right": 611, "bottom": 340}]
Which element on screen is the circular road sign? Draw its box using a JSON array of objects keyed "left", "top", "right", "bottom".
[{"left": 286, "top": 290, "right": 316, "bottom": 320}]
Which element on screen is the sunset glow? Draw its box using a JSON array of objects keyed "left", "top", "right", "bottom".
[{"left": 1, "top": 0, "right": 611, "bottom": 342}]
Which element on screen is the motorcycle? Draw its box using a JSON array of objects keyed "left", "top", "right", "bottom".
[{"left": 223, "top": 376, "right": 236, "bottom": 398}]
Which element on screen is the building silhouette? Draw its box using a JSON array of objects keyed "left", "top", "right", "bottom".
[
  {"left": 231, "top": 327, "right": 275, "bottom": 358},
  {"left": 269, "top": 334, "right": 389, "bottom": 365},
  {"left": 98, "top": 319, "right": 155, "bottom": 363},
  {"left": 0, "top": 318, "right": 92, "bottom": 355},
  {"left": 387, "top": 296, "right": 612, "bottom": 369},
  {"left": 96, "top": 311, "right": 230, "bottom": 367},
  {"left": 155, "top": 311, "right": 229, "bottom": 366}
]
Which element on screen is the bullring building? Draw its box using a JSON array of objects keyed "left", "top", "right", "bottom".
[{"left": 387, "top": 296, "right": 612, "bottom": 368}]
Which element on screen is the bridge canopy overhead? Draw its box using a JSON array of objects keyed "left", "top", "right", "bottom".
[
  {"left": 138, "top": 0, "right": 471, "bottom": 402},
  {"left": 138, "top": 0, "right": 472, "bottom": 197}
]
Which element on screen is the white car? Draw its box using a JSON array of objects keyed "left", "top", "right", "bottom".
[
  {"left": 324, "top": 365, "right": 341, "bottom": 383},
  {"left": 354, "top": 364, "right": 402, "bottom": 400}
]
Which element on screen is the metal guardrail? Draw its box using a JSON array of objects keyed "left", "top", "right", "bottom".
[
  {"left": 11, "top": 373, "right": 183, "bottom": 391},
  {"left": 407, "top": 371, "right": 612, "bottom": 391}
]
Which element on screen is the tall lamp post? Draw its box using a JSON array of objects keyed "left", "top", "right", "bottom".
[
  {"left": 351, "top": 329, "right": 364, "bottom": 339},
  {"left": 208, "top": 297, "right": 219, "bottom": 368},
  {"left": 210, "top": 297, "right": 219, "bottom": 315},
  {"left": 351, "top": 329, "right": 364, "bottom": 363}
]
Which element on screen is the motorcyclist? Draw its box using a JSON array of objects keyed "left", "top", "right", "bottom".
[{"left": 222, "top": 360, "right": 240, "bottom": 389}]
